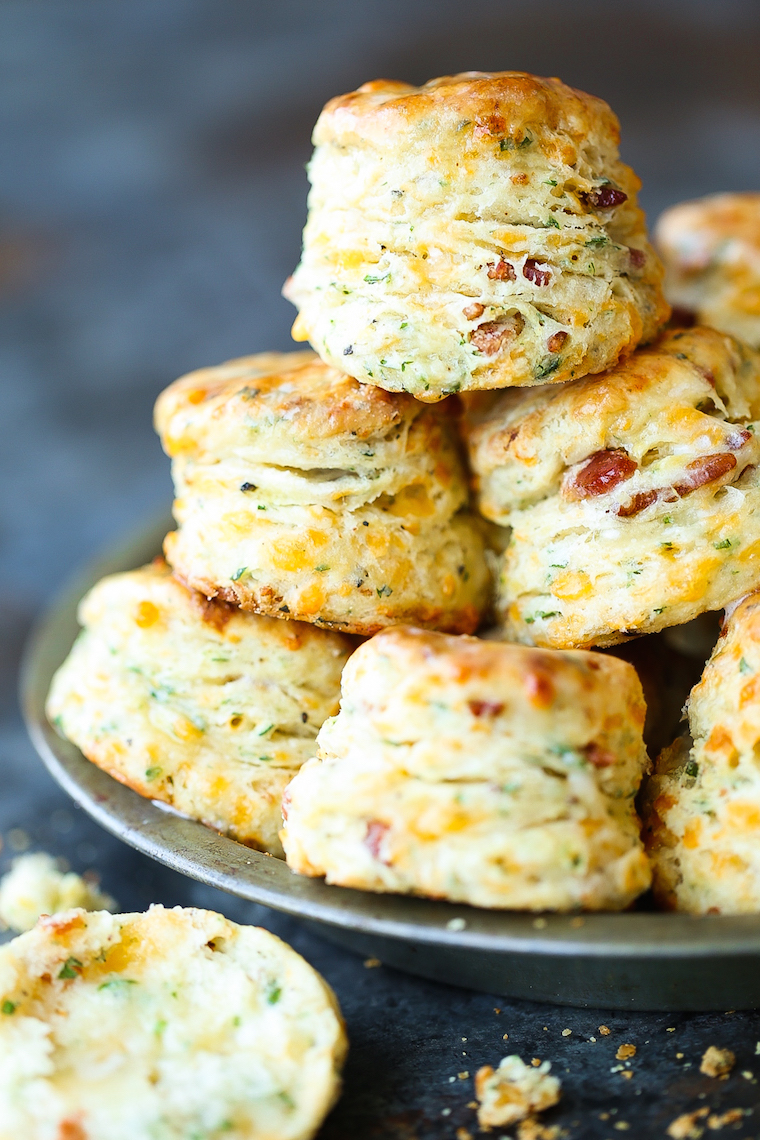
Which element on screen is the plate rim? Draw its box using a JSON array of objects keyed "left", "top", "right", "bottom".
[{"left": 20, "top": 512, "right": 760, "bottom": 963}]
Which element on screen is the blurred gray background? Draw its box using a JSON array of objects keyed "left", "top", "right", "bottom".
[{"left": 3, "top": 4, "right": 760, "bottom": 1136}]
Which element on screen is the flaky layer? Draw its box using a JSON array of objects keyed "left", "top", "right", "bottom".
[
  {"left": 0, "top": 906, "right": 347, "bottom": 1140},
  {"left": 155, "top": 352, "right": 491, "bottom": 634},
  {"left": 282, "top": 628, "right": 651, "bottom": 911},
  {"left": 643, "top": 593, "right": 760, "bottom": 913},
  {"left": 285, "top": 71, "right": 668, "bottom": 400},
  {"left": 46, "top": 562, "right": 352, "bottom": 854},
  {"left": 463, "top": 327, "right": 760, "bottom": 647},
  {"left": 656, "top": 192, "right": 760, "bottom": 348}
]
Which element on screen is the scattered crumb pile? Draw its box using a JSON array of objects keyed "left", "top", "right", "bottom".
[
  {"left": 700, "top": 1046, "right": 736, "bottom": 1079},
  {"left": 668, "top": 1106, "right": 746, "bottom": 1138},
  {"left": 475, "top": 1053, "right": 561, "bottom": 1131},
  {"left": 0, "top": 851, "right": 115, "bottom": 932}
]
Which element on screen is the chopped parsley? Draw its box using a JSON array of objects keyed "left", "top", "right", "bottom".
[
  {"left": 230, "top": 567, "right": 247, "bottom": 581},
  {"left": 266, "top": 981, "right": 282, "bottom": 1005},
  {"left": 545, "top": 216, "right": 560, "bottom": 229},
  {"left": 535, "top": 356, "right": 560, "bottom": 379},
  {"left": 98, "top": 978, "right": 137, "bottom": 991},
  {"left": 585, "top": 236, "right": 608, "bottom": 248},
  {"left": 58, "top": 957, "right": 83, "bottom": 980},
  {"left": 714, "top": 539, "right": 732, "bottom": 549},
  {"left": 740, "top": 657, "right": 753, "bottom": 675},
  {"left": 376, "top": 585, "right": 393, "bottom": 598},
  {"left": 1, "top": 1000, "right": 16, "bottom": 1015},
  {"left": 685, "top": 760, "right": 699, "bottom": 778},
  {"left": 315, "top": 564, "right": 329, "bottom": 572},
  {"left": 363, "top": 273, "right": 389, "bottom": 284},
  {"left": 543, "top": 178, "right": 558, "bottom": 187},
  {"left": 145, "top": 766, "right": 162, "bottom": 781}
]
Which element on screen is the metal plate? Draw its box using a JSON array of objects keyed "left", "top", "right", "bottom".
[{"left": 20, "top": 515, "right": 760, "bottom": 1011}]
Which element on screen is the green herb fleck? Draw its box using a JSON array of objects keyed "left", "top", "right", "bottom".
[
  {"left": 58, "top": 957, "right": 83, "bottom": 980},
  {"left": 233, "top": 1015, "right": 242, "bottom": 1027},
  {"left": 585, "top": 235, "right": 608, "bottom": 248},
  {"left": 98, "top": 978, "right": 138, "bottom": 991},
  {"left": 663, "top": 516, "right": 672, "bottom": 524},
  {"left": 231, "top": 566, "right": 247, "bottom": 581},
  {"left": 376, "top": 585, "right": 393, "bottom": 598},
  {"left": 154, "top": 1019, "right": 167, "bottom": 1036},
  {"left": 740, "top": 657, "right": 753, "bottom": 675},
  {"left": 653, "top": 606, "right": 667, "bottom": 615},
  {"left": 661, "top": 542, "right": 673, "bottom": 550},
  {"left": 400, "top": 361, "right": 414, "bottom": 372},
  {"left": 315, "top": 564, "right": 329, "bottom": 572},
  {"left": 257, "top": 723, "right": 274, "bottom": 736},
  {"left": 257, "top": 505, "right": 266, "bottom": 510},
  {"left": 499, "top": 138, "right": 514, "bottom": 152},
  {"left": 714, "top": 539, "right": 732, "bottom": 549},
  {"left": 537, "top": 611, "right": 560, "bottom": 620},
  {"left": 363, "top": 273, "right": 388, "bottom": 284},
  {"left": 145, "top": 766, "right": 162, "bottom": 781},
  {"left": 535, "top": 356, "right": 560, "bottom": 379},
  {"left": 544, "top": 178, "right": 558, "bottom": 187},
  {"left": 1, "top": 1000, "right": 16, "bottom": 1015},
  {"left": 400, "top": 322, "right": 408, "bottom": 329},
  {"left": 518, "top": 131, "right": 533, "bottom": 149},
  {"left": 545, "top": 216, "right": 560, "bottom": 229},
  {"left": 266, "top": 981, "right": 282, "bottom": 1005},
  {"left": 685, "top": 760, "right": 699, "bottom": 778}
]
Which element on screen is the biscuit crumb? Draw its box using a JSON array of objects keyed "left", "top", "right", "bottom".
[
  {"left": 613, "top": 1124, "right": 630, "bottom": 1132},
  {"left": 599, "top": 1025, "right": 611, "bottom": 1035},
  {"left": 667, "top": 1107, "right": 709, "bottom": 1139},
  {"left": 616, "top": 1043, "right": 636, "bottom": 1060},
  {"left": 503, "top": 1033, "right": 509, "bottom": 1041},
  {"left": 517, "top": 1119, "right": 560, "bottom": 1140},
  {"left": 700, "top": 1046, "right": 735, "bottom": 1078},
  {"left": 561, "top": 1028, "right": 572, "bottom": 1037},
  {"left": 531, "top": 1058, "right": 542, "bottom": 1067},
  {"left": 0, "top": 852, "right": 114, "bottom": 933},
  {"left": 458, "top": 1071, "right": 469, "bottom": 1079},
  {"left": 621, "top": 1070, "right": 633, "bottom": 1080},
  {"left": 475, "top": 1055, "right": 561, "bottom": 1130},
  {"left": 667, "top": 1027, "right": 676, "bottom": 1032},
  {"left": 456, "top": 1129, "right": 473, "bottom": 1140},
  {"left": 363, "top": 957, "right": 381, "bottom": 968},
  {"left": 707, "top": 1109, "right": 744, "bottom": 1130}
]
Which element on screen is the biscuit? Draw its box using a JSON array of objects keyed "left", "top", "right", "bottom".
[
  {"left": 281, "top": 627, "right": 651, "bottom": 911},
  {"left": 284, "top": 72, "right": 669, "bottom": 401},
  {"left": 475, "top": 1055, "right": 561, "bottom": 1130},
  {"left": 155, "top": 351, "right": 490, "bottom": 634},
  {"left": 46, "top": 561, "right": 352, "bottom": 855},
  {"left": 463, "top": 326, "right": 760, "bottom": 648},
  {"left": 643, "top": 592, "right": 760, "bottom": 913},
  {"left": 656, "top": 192, "right": 760, "bottom": 347},
  {"left": 0, "top": 904, "right": 347, "bottom": 1140},
  {"left": 0, "top": 854, "right": 114, "bottom": 934}
]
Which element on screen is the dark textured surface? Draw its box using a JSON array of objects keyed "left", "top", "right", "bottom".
[{"left": 3, "top": 3, "right": 760, "bottom": 1136}]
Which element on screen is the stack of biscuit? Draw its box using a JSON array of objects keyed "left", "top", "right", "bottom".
[{"left": 48, "top": 71, "right": 760, "bottom": 916}]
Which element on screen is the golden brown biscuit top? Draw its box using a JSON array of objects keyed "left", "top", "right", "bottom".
[
  {"left": 345, "top": 625, "right": 639, "bottom": 715},
  {"left": 465, "top": 326, "right": 760, "bottom": 503},
  {"left": 657, "top": 192, "right": 760, "bottom": 270},
  {"left": 315, "top": 71, "right": 620, "bottom": 157},
  {"left": 155, "top": 350, "right": 420, "bottom": 456}
]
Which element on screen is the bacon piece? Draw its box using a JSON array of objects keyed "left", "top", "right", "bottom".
[
  {"left": 523, "top": 258, "right": 551, "bottom": 286},
  {"left": 727, "top": 429, "right": 752, "bottom": 450},
  {"left": 474, "top": 115, "right": 505, "bottom": 138},
  {"left": 584, "top": 743, "right": 615, "bottom": 768},
  {"left": 524, "top": 671, "right": 554, "bottom": 708},
  {"left": 468, "top": 699, "right": 505, "bottom": 718},
  {"left": 629, "top": 248, "right": 646, "bottom": 268},
  {"left": 580, "top": 186, "right": 628, "bottom": 209},
  {"left": 281, "top": 785, "right": 291, "bottom": 821},
  {"left": 564, "top": 449, "right": 638, "bottom": 500},
  {"left": 695, "top": 364, "right": 716, "bottom": 387},
  {"left": 547, "top": 330, "right": 568, "bottom": 353},
  {"left": 470, "top": 313, "right": 525, "bottom": 355},
  {"left": 616, "top": 489, "right": 659, "bottom": 518},
  {"left": 672, "top": 453, "right": 737, "bottom": 496},
  {"left": 487, "top": 259, "right": 516, "bottom": 281},
  {"left": 463, "top": 302, "right": 485, "bottom": 320},
  {"left": 365, "top": 820, "right": 391, "bottom": 862}
]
